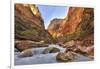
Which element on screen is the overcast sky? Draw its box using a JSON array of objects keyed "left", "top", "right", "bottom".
[{"left": 38, "top": 5, "right": 69, "bottom": 29}]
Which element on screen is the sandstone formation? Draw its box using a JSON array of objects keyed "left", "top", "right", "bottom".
[
  {"left": 15, "top": 40, "right": 33, "bottom": 52},
  {"left": 18, "top": 48, "right": 34, "bottom": 57},
  {"left": 47, "top": 18, "right": 65, "bottom": 38},
  {"left": 15, "top": 40, "right": 48, "bottom": 52},
  {"left": 56, "top": 51, "right": 77, "bottom": 62},
  {"left": 48, "top": 7, "right": 94, "bottom": 43},
  {"left": 48, "top": 7, "right": 94, "bottom": 59},
  {"left": 15, "top": 4, "right": 53, "bottom": 43}
]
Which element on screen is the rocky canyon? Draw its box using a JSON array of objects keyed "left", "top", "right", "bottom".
[{"left": 14, "top": 4, "right": 94, "bottom": 65}]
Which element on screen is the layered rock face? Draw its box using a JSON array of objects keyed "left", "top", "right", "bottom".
[
  {"left": 15, "top": 4, "right": 52, "bottom": 43},
  {"left": 48, "top": 7, "right": 94, "bottom": 43},
  {"left": 47, "top": 18, "right": 65, "bottom": 38}
]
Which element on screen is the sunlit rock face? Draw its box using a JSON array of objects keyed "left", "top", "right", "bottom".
[
  {"left": 15, "top": 4, "right": 52, "bottom": 43},
  {"left": 59, "top": 7, "right": 84, "bottom": 35},
  {"left": 47, "top": 18, "right": 65, "bottom": 38},
  {"left": 48, "top": 7, "right": 94, "bottom": 42},
  {"left": 15, "top": 4, "right": 44, "bottom": 29},
  {"left": 29, "top": 4, "right": 42, "bottom": 17}
]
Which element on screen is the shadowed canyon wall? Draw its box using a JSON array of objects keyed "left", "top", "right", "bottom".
[{"left": 15, "top": 4, "right": 53, "bottom": 43}]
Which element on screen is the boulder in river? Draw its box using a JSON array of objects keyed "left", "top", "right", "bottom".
[
  {"left": 15, "top": 41, "right": 33, "bottom": 52},
  {"left": 56, "top": 51, "right": 78, "bottom": 62},
  {"left": 15, "top": 40, "right": 49, "bottom": 52},
  {"left": 18, "top": 48, "right": 34, "bottom": 57},
  {"left": 42, "top": 47, "right": 60, "bottom": 54}
]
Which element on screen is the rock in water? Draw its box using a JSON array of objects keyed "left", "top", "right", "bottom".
[
  {"left": 15, "top": 40, "right": 49, "bottom": 52},
  {"left": 15, "top": 41, "right": 33, "bottom": 52},
  {"left": 56, "top": 52, "right": 77, "bottom": 62},
  {"left": 42, "top": 47, "right": 60, "bottom": 54},
  {"left": 18, "top": 48, "right": 34, "bottom": 57}
]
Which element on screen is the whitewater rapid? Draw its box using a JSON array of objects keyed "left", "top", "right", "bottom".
[{"left": 14, "top": 44, "right": 92, "bottom": 65}]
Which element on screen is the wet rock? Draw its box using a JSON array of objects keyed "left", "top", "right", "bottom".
[
  {"left": 18, "top": 48, "right": 34, "bottom": 57},
  {"left": 63, "top": 40, "right": 75, "bottom": 48},
  {"left": 56, "top": 51, "right": 77, "bottom": 62},
  {"left": 15, "top": 41, "right": 33, "bottom": 52},
  {"left": 15, "top": 40, "right": 49, "bottom": 52},
  {"left": 65, "top": 45, "right": 83, "bottom": 54},
  {"left": 42, "top": 47, "right": 60, "bottom": 54},
  {"left": 74, "top": 45, "right": 94, "bottom": 57},
  {"left": 84, "top": 46, "right": 94, "bottom": 59},
  {"left": 14, "top": 48, "right": 19, "bottom": 52}
]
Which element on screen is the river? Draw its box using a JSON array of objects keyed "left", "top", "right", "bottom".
[{"left": 14, "top": 44, "right": 93, "bottom": 65}]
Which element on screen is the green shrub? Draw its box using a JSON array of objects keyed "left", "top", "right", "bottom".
[{"left": 20, "top": 29, "right": 38, "bottom": 36}]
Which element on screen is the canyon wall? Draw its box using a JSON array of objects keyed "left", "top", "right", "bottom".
[
  {"left": 48, "top": 7, "right": 94, "bottom": 43},
  {"left": 15, "top": 4, "right": 53, "bottom": 43}
]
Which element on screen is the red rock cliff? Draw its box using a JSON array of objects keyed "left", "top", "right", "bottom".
[
  {"left": 48, "top": 7, "right": 94, "bottom": 42},
  {"left": 15, "top": 4, "right": 53, "bottom": 43}
]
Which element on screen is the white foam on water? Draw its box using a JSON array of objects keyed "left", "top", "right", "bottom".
[{"left": 48, "top": 44, "right": 66, "bottom": 52}]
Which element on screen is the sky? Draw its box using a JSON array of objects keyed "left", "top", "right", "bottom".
[{"left": 37, "top": 5, "right": 69, "bottom": 29}]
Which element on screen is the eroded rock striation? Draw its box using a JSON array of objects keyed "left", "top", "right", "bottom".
[
  {"left": 15, "top": 4, "right": 53, "bottom": 43},
  {"left": 48, "top": 7, "right": 94, "bottom": 43}
]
